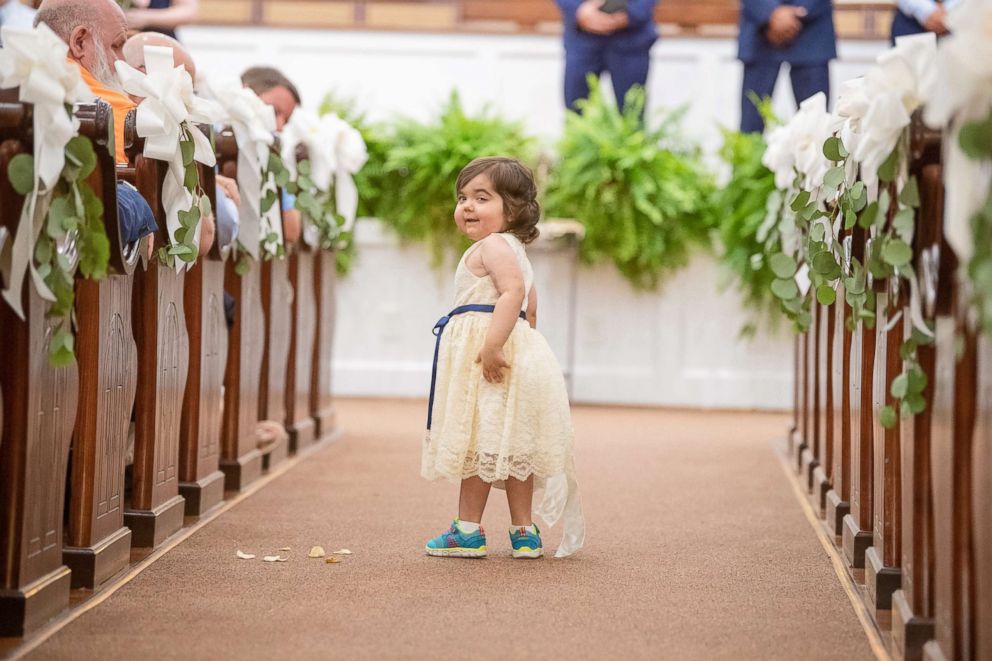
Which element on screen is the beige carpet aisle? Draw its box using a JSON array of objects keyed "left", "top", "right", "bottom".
[{"left": 26, "top": 399, "right": 875, "bottom": 660}]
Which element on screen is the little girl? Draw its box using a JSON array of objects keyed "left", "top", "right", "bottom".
[{"left": 421, "top": 156, "right": 584, "bottom": 559}]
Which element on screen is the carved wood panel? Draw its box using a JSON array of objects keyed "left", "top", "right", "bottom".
[
  {"left": 260, "top": 258, "right": 291, "bottom": 423},
  {"left": 974, "top": 334, "right": 991, "bottom": 661},
  {"left": 311, "top": 251, "right": 336, "bottom": 424},
  {"left": 850, "top": 322, "right": 876, "bottom": 532},
  {"left": 871, "top": 298, "right": 902, "bottom": 566},
  {"left": 286, "top": 250, "right": 316, "bottom": 433},
  {"left": 223, "top": 262, "right": 264, "bottom": 462},
  {"left": 831, "top": 292, "right": 851, "bottom": 502}
]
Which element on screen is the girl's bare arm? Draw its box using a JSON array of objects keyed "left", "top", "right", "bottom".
[
  {"left": 526, "top": 285, "right": 537, "bottom": 329},
  {"left": 476, "top": 237, "right": 525, "bottom": 382}
]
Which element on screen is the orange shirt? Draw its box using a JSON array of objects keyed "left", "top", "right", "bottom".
[{"left": 76, "top": 63, "right": 135, "bottom": 165}]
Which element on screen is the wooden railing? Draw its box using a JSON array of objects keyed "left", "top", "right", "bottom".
[
  {"left": 0, "top": 97, "right": 339, "bottom": 637},
  {"left": 195, "top": 0, "right": 900, "bottom": 40},
  {"left": 788, "top": 113, "right": 991, "bottom": 661}
]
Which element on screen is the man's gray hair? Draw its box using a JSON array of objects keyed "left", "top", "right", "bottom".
[{"left": 34, "top": 1, "right": 104, "bottom": 41}]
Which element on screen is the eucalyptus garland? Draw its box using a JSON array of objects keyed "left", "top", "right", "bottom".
[
  {"left": 156, "top": 126, "right": 210, "bottom": 268},
  {"left": 767, "top": 131, "right": 934, "bottom": 428},
  {"left": 7, "top": 135, "right": 110, "bottom": 367}
]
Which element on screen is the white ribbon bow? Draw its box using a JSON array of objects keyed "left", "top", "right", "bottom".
[
  {"left": 281, "top": 108, "right": 368, "bottom": 237},
  {"left": 202, "top": 76, "right": 276, "bottom": 259},
  {"left": 115, "top": 46, "right": 222, "bottom": 270},
  {"left": 0, "top": 23, "right": 94, "bottom": 318}
]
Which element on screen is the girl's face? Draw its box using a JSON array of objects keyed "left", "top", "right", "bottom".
[{"left": 455, "top": 173, "right": 507, "bottom": 242}]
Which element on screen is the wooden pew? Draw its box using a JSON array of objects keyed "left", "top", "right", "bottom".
[
  {"left": 259, "top": 244, "right": 291, "bottom": 466},
  {"left": 825, "top": 230, "right": 853, "bottom": 537},
  {"left": 216, "top": 129, "right": 266, "bottom": 490},
  {"left": 311, "top": 249, "right": 337, "bottom": 437},
  {"left": 62, "top": 101, "right": 139, "bottom": 589},
  {"left": 119, "top": 112, "right": 189, "bottom": 548},
  {"left": 795, "top": 331, "right": 810, "bottom": 472},
  {"left": 801, "top": 307, "right": 822, "bottom": 491},
  {"left": 177, "top": 143, "right": 228, "bottom": 517},
  {"left": 890, "top": 121, "right": 943, "bottom": 660},
  {"left": 285, "top": 239, "right": 317, "bottom": 451},
  {"left": 812, "top": 298, "right": 835, "bottom": 513},
  {"left": 973, "top": 334, "right": 992, "bottom": 661},
  {"left": 0, "top": 95, "right": 78, "bottom": 636},
  {"left": 843, "top": 225, "right": 875, "bottom": 571}
]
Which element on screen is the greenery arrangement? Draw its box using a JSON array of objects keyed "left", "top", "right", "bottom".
[
  {"left": 545, "top": 77, "right": 713, "bottom": 289},
  {"left": 158, "top": 126, "right": 210, "bottom": 268},
  {"left": 7, "top": 135, "right": 110, "bottom": 366},
  {"left": 708, "top": 127, "right": 780, "bottom": 333},
  {"left": 364, "top": 92, "right": 537, "bottom": 264}
]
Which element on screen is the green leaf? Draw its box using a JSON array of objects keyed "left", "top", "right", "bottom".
[
  {"left": 810, "top": 222, "right": 825, "bottom": 243},
  {"left": 8, "top": 153, "right": 34, "bottom": 195},
  {"left": 298, "top": 160, "right": 311, "bottom": 176},
  {"left": 844, "top": 209, "right": 857, "bottom": 230},
  {"left": 958, "top": 116, "right": 992, "bottom": 159},
  {"left": 899, "top": 176, "right": 920, "bottom": 208},
  {"left": 816, "top": 284, "right": 836, "bottom": 305},
  {"left": 47, "top": 196, "right": 74, "bottom": 238},
  {"left": 859, "top": 202, "right": 878, "bottom": 229},
  {"left": 180, "top": 139, "right": 194, "bottom": 166},
  {"left": 235, "top": 255, "right": 251, "bottom": 275},
  {"left": 907, "top": 365, "right": 928, "bottom": 394},
  {"left": 891, "top": 372, "right": 909, "bottom": 398},
  {"left": 200, "top": 195, "right": 212, "bottom": 219},
  {"left": 790, "top": 190, "right": 810, "bottom": 212},
  {"left": 261, "top": 190, "right": 278, "bottom": 213},
  {"left": 900, "top": 339, "right": 917, "bottom": 361},
  {"left": 167, "top": 244, "right": 194, "bottom": 256},
  {"left": 771, "top": 277, "right": 799, "bottom": 300},
  {"left": 823, "top": 136, "right": 848, "bottom": 162},
  {"left": 882, "top": 239, "right": 913, "bottom": 267},
  {"left": 823, "top": 166, "right": 845, "bottom": 188},
  {"left": 878, "top": 148, "right": 900, "bottom": 183},
  {"left": 904, "top": 392, "right": 926, "bottom": 415},
  {"left": 184, "top": 164, "right": 199, "bottom": 190},
  {"left": 812, "top": 251, "right": 841, "bottom": 280},
  {"left": 879, "top": 405, "right": 898, "bottom": 429},
  {"left": 769, "top": 253, "right": 797, "bottom": 278},
  {"left": 65, "top": 136, "right": 97, "bottom": 180},
  {"left": 78, "top": 224, "right": 109, "bottom": 279},
  {"left": 893, "top": 208, "right": 915, "bottom": 239}
]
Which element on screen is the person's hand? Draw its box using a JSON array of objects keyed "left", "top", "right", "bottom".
[
  {"left": 476, "top": 345, "right": 510, "bottom": 384},
  {"left": 198, "top": 211, "right": 216, "bottom": 258},
  {"left": 576, "top": 0, "right": 627, "bottom": 34},
  {"left": 922, "top": 5, "right": 949, "bottom": 34},
  {"left": 766, "top": 5, "right": 806, "bottom": 46},
  {"left": 217, "top": 174, "right": 241, "bottom": 207},
  {"left": 282, "top": 208, "right": 302, "bottom": 245}
]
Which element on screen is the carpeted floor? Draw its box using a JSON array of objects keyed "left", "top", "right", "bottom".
[{"left": 25, "top": 399, "right": 875, "bottom": 660}]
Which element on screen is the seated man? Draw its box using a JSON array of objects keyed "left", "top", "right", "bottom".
[{"left": 35, "top": 0, "right": 157, "bottom": 247}]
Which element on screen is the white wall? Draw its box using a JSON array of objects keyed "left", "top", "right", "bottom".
[{"left": 181, "top": 27, "right": 891, "bottom": 409}]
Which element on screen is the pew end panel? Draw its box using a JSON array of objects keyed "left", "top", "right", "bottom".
[
  {"left": 311, "top": 249, "right": 337, "bottom": 437},
  {"left": 63, "top": 100, "right": 143, "bottom": 590},
  {"left": 177, "top": 149, "right": 228, "bottom": 517},
  {"left": 0, "top": 100, "right": 77, "bottom": 634},
  {"left": 121, "top": 114, "right": 189, "bottom": 548}
]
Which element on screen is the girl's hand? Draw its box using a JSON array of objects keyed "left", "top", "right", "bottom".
[{"left": 476, "top": 345, "right": 510, "bottom": 384}]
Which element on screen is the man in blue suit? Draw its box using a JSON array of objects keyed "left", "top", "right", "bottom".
[
  {"left": 738, "top": 1, "right": 837, "bottom": 133},
  {"left": 556, "top": 0, "right": 660, "bottom": 112}
]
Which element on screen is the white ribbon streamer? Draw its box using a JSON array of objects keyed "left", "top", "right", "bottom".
[
  {"left": 201, "top": 77, "right": 276, "bottom": 259},
  {"left": 115, "top": 46, "right": 222, "bottom": 271},
  {"left": 0, "top": 25, "right": 94, "bottom": 318}
]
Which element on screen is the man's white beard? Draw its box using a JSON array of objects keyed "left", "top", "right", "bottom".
[{"left": 90, "top": 40, "right": 125, "bottom": 93}]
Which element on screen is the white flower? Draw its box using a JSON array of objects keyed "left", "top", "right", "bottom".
[
  {"left": 115, "top": 45, "right": 223, "bottom": 268},
  {"left": 202, "top": 76, "right": 277, "bottom": 258},
  {"left": 853, "top": 33, "right": 937, "bottom": 188},
  {"left": 0, "top": 24, "right": 95, "bottom": 317},
  {"left": 762, "top": 122, "right": 796, "bottom": 191},
  {"left": 790, "top": 93, "right": 842, "bottom": 191},
  {"left": 922, "top": 0, "right": 992, "bottom": 267}
]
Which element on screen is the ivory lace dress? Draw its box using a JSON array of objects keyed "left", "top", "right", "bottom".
[{"left": 422, "top": 232, "right": 584, "bottom": 557}]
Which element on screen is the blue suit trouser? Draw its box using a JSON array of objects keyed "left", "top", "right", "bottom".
[
  {"left": 740, "top": 61, "right": 830, "bottom": 133},
  {"left": 564, "top": 42, "right": 651, "bottom": 112}
]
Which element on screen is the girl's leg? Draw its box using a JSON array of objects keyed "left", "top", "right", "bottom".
[
  {"left": 505, "top": 475, "right": 535, "bottom": 527},
  {"left": 458, "top": 476, "right": 492, "bottom": 523}
]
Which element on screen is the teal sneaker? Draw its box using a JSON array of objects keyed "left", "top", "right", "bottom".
[
  {"left": 509, "top": 524, "right": 543, "bottom": 559},
  {"left": 425, "top": 520, "right": 487, "bottom": 558}
]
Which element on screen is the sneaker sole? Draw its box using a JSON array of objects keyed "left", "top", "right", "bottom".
[
  {"left": 425, "top": 546, "right": 487, "bottom": 558},
  {"left": 512, "top": 547, "right": 543, "bottom": 559}
]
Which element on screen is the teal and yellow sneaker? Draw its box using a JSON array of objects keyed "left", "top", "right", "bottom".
[
  {"left": 425, "top": 520, "right": 487, "bottom": 558},
  {"left": 509, "top": 524, "right": 543, "bottom": 559}
]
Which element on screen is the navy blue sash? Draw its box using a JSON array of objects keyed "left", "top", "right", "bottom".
[{"left": 427, "top": 304, "right": 527, "bottom": 430}]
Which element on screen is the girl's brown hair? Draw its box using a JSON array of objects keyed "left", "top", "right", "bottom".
[{"left": 456, "top": 157, "right": 540, "bottom": 244}]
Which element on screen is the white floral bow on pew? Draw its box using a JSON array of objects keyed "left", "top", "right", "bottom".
[
  {"left": 202, "top": 77, "right": 276, "bottom": 259},
  {"left": 115, "top": 45, "right": 222, "bottom": 270},
  {"left": 281, "top": 108, "right": 368, "bottom": 241},
  {"left": 925, "top": 0, "right": 992, "bottom": 269},
  {"left": 0, "top": 24, "right": 93, "bottom": 318}
]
